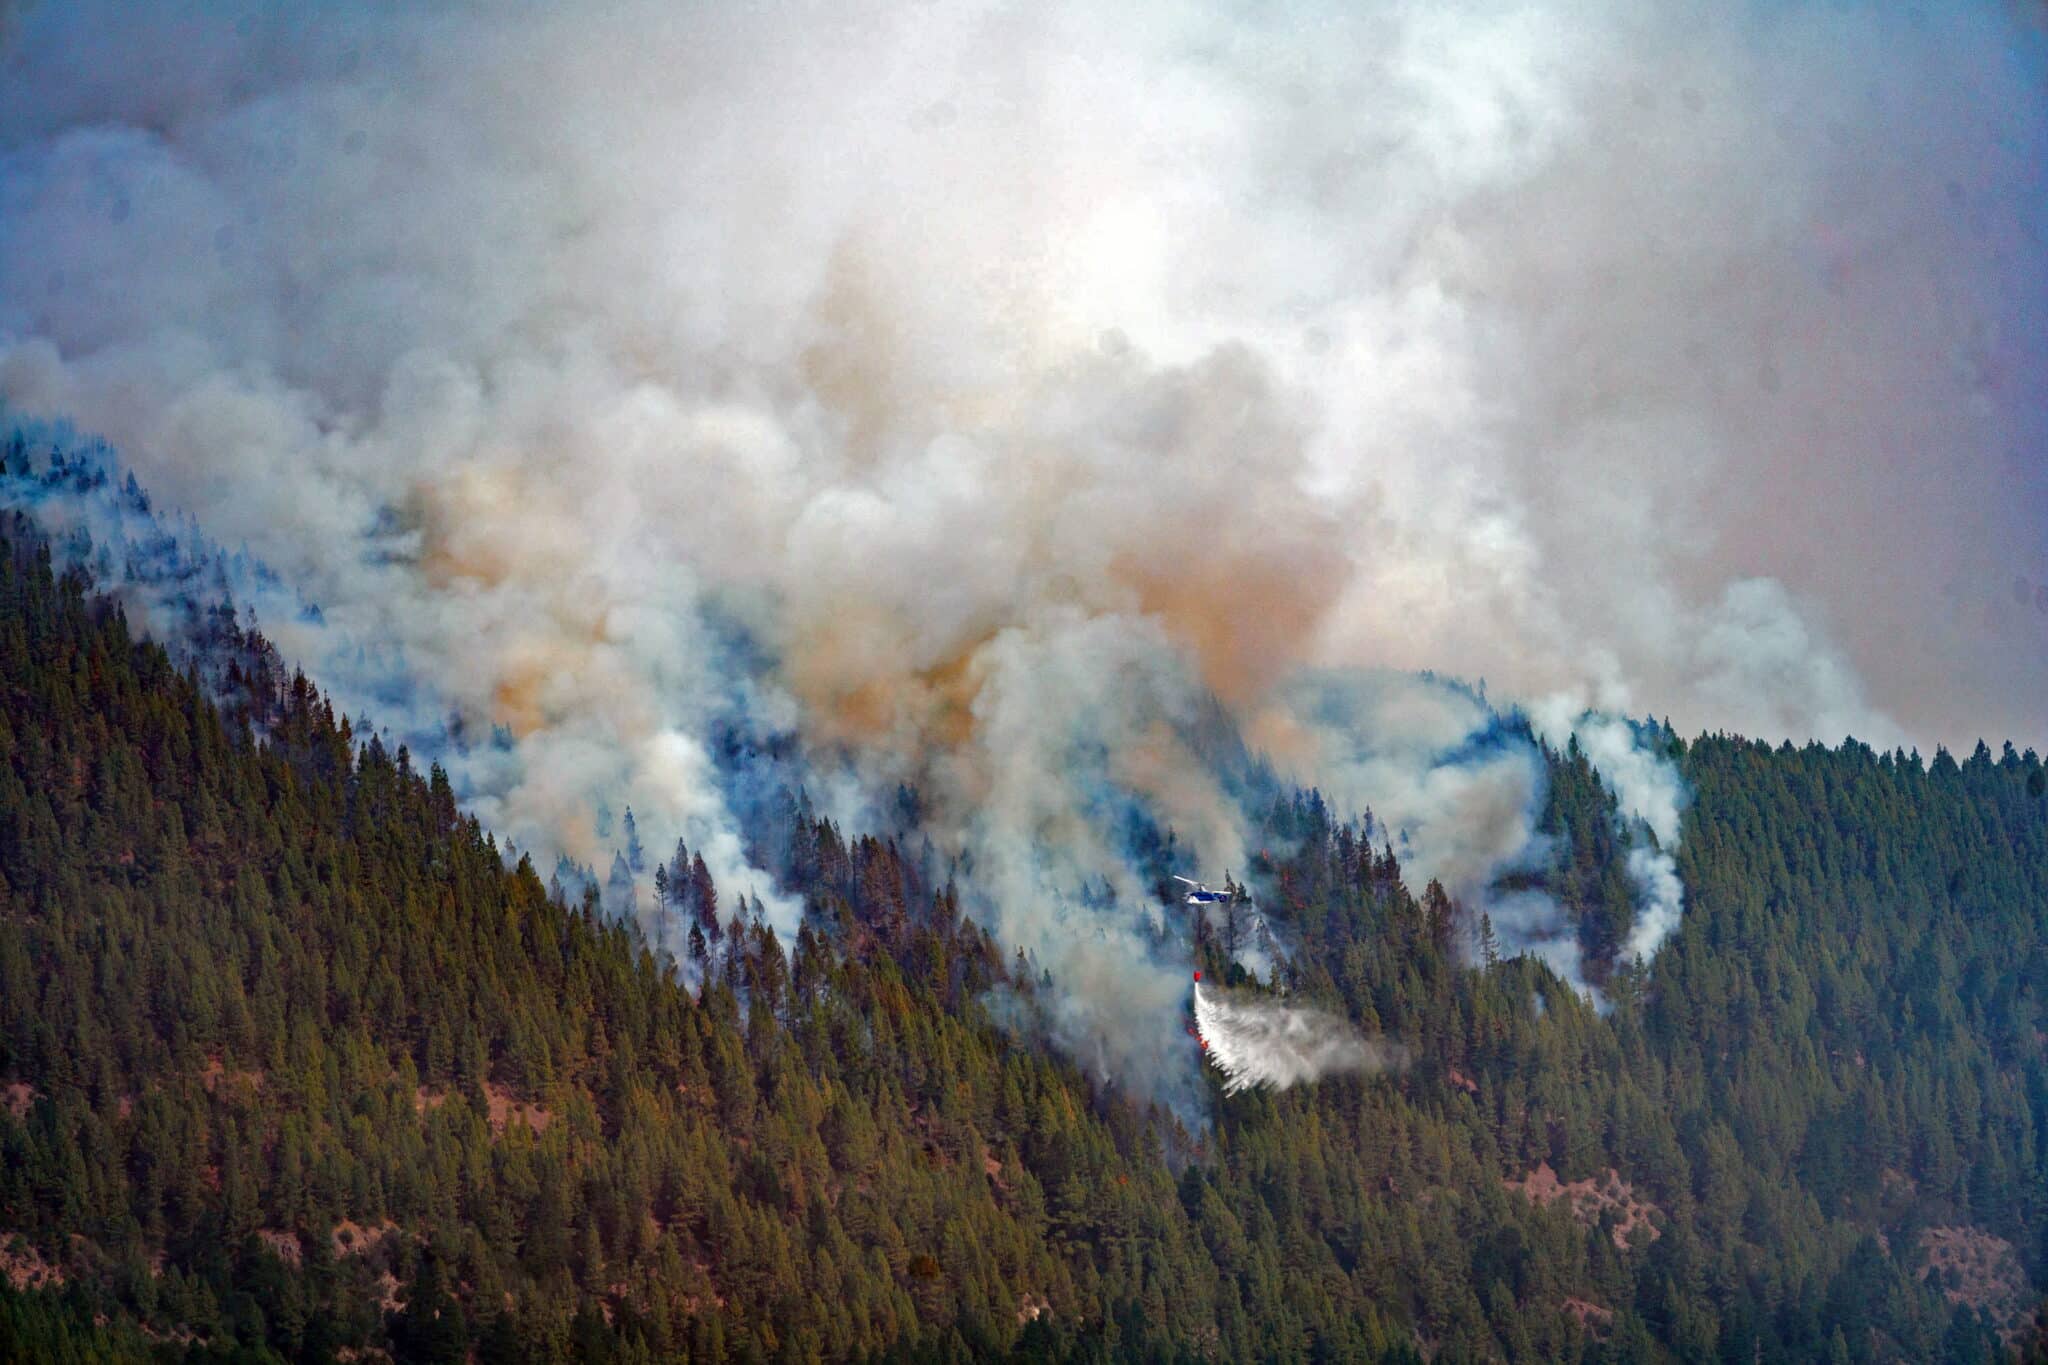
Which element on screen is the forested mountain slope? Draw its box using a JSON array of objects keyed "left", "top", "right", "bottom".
[{"left": 1, "top": 527, "right": 2044, "bottom": 1363}]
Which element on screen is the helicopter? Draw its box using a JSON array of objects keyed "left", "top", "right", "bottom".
[{"left": 1173, "top": 874, "right": 1233, "bottom": 906}]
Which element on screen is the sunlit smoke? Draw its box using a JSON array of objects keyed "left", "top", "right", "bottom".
[{"left": 4, "top": 0, "right": 2043, "bottom": 1102}]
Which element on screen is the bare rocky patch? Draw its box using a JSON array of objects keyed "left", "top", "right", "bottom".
[
  {"left": 413, "top": 1083, "right": 551, "bottom": 1136},
  {"left": 1506, "top": 1163, "right": 1661, "bottom": 1249},
  {"left": 256, "top": 1228, "right": 303, "bottom": 1267},
  {"left": 1562, "top": 1297, "right": 1614, "bottom": 1336},
  {"left": 1918, "top": 1226, "right": 2030, "bottom": 1345},
  {"left": 331, "top": 1219, "right": 399, "bottom": 1259},
  {"left": 200, "top": 1057, "right": 265, "bottom": 1096},
  {"left": 139, "top": 1323, "right": 203, "bottom": 1349},
  {"left": 485, "top": 1082, "right": 553, "bottom": 1137},
  {"left": 0, "top": 1232, "right": 64, "bottom": 1291}
]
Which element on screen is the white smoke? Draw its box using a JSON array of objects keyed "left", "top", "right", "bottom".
[
  {"left": 1531, "top": 701, "right": 1689, "bottom": 966},
  {"left": 1193, "top": 980, "right": 1403, "bottom": 1096},
  {"left": 3, "top": 0, "right": 2041, "bottom": 1098},
  {"left": 1253, "top": 671, "right": 1591, "bottom": 979},
  {"left": 1622, "top": 846, "right": 1684, "bottom": 965}
]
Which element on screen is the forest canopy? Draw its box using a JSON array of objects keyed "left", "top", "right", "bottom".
[{"left": 0, "top": 525, "right": 2044, "bottom": 1362}]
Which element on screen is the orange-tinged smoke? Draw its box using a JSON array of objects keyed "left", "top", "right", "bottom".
[
  {"left": 1112, "top": 542, "right": 1342, "bottom": 706},
  {"left": 1243, "top": 703, "right": 1325, "bottom": 777},
  {"left": 411, "top": 464, "right": 640, "bottom": 741},
  {"left": 774, "top": 593, "right": 991, "bottom": 753}
]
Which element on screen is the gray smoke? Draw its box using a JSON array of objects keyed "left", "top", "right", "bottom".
[{"left": 4, "top": 0, "right": 2042, "bottom": 1099}]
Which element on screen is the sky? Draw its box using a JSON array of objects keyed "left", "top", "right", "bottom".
[{"left": 2, "top": 0, "right": 2045, "bottom": 1097}]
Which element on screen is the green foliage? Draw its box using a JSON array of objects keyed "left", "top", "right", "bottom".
[{"left": 0, "top": 526, "right": 2041, "bottom": 1360}]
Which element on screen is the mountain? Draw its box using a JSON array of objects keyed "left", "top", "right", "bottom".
[{"left": 1, "top": 521, "right": 2044, "bottom": 1362}]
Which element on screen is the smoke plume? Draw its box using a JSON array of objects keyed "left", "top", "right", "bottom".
[
  {"left": 1531, "top": 703, "right": 1689, "bottom": 965},
  {"left": 3, "top": 0, "right": 2043, "bottom": 1100}
]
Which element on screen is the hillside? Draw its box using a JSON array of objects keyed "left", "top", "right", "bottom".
[{"left": 1, "top": 526, "right": 2045, "bottom": 1362}]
